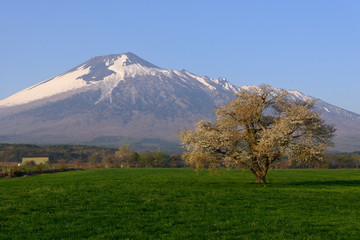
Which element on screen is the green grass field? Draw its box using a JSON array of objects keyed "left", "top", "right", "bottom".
[{"left": 1, "top": 169, "right": 360, "bottom": 239}]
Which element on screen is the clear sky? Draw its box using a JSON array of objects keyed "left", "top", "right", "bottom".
[{"left": 1, "top": 0, "right": 359, "bottom": 113}]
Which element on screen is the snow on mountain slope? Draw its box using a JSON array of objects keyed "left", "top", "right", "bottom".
[
  {"left": 0, "top": 66, "right": 91, "bottom": 107},
  {"left": 239, "top": 85, "right": 313, "bottom": 102},
  {"left": 107, "top": 54, "right": 160, "bottom": 78}
]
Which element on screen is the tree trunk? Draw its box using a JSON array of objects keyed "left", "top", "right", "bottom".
[
  {"left": 255, "top": 173, "right": 267, "bottom": 184},
  {"left": 249, "top": 166, "right": 268, "bottom": 184}
]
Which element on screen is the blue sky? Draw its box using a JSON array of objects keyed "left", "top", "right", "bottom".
[{"left": 1, "top": 0, "right": 359, "bottom": 113}]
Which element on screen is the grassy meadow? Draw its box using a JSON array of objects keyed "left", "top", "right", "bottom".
[{"left": 1, "top": 169, "right": 360, "bottom": 239}]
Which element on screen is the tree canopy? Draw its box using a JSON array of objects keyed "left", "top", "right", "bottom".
[{"left": 179, "top": 85, "right": 336, "bottom": 183}]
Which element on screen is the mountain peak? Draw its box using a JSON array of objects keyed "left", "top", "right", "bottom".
[
  {"left": 122, "top": 52, "right": 161, "bottom": 69},
  {"left": 75, "top": 52, "right": 162, "bottom": 83},
  {"left": 83, "top": 52, "right": 161, "bottom": 70}
]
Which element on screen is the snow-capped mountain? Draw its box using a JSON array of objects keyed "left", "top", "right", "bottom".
[
  {"left": 0, "top": 53, "right": 237, "bottom": 110},
  {"left": 0, "top": 52, "right": 359, "bottom": 152}
]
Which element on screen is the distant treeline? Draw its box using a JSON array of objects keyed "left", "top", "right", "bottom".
[
  {"left": 0, "top": 143, "right": 359, "bottom": 169},
  {"left": 0, "top": 143, "right": 185, "bottom": 168},
  {"left": 100, "top": 145, "right": 185, "bottom": 168},
  {"left": 324, "top": 152, "right": 360, "bottom": 169}
]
